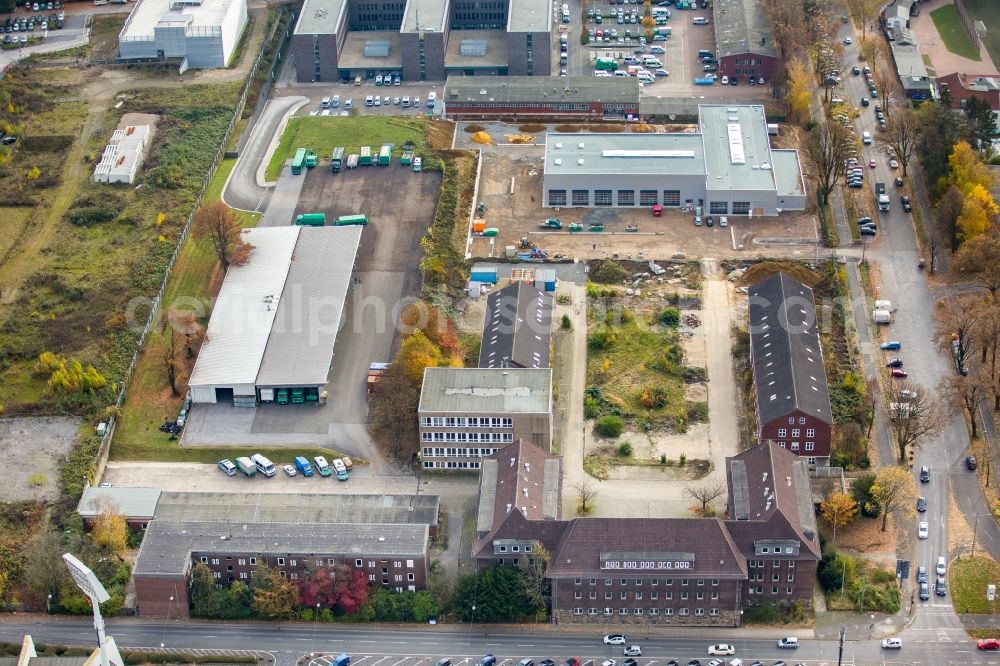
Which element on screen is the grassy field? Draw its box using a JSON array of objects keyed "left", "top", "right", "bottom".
[
  {"left": 265, "top": 116, "right": 433, "bottom": 180},
  {"left": 930, "top": 4, "right": 981, "bottom": 61},
  {"left": 950, "top": 556, "right": 1000, "bottom": 614},
  {"left": 961, "top": 0, "right": 1000, "bottom": 67}
]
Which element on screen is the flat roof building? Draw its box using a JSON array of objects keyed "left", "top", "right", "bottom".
[
  {"left": 188, "top": 225, "right": 362, "bottom": 407},
  {"left": 419, "top": 367, "right": 553, "bottom": 469},
  {"left": 293, "top": 0, "right": 549, "bottom": 83},
  {"left": 543, "top": 104, "right": 805, "bottom": 216},
  {"left": 443, "top": 76, "right": 641, "bottom": 120},
  {"left": 77, "top": 486, "right": 161, "bottom": 530},
  {"left": 118, "top": 0, "right": 248, "bottom": 69},
  {"left": 479, "top": 282, "right": 552, "bottom": 369}
]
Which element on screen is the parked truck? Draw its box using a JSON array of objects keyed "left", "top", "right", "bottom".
[
  {"left": 539, "top": 218, "right": 562, "bottom": 229},
  {"left": 305, "top": 149, "right": 318, "bottom": 168},
  {"left": 346, "top": 154, "right": 359, "bottom": 169},
  {"left": 595, "top": 57, "right": 618, "bottom": 71},
  {"left": 235, "top": 456, "right": 256, "bottom": 478},
  {"left": 876, "top": 182, "right": 890, "bottom": 211},
  {"left": 331, "top": 147, "right": 344, "bottom": 173},
  {"left": 400, "top": 149, "right": 414, "bottom": 166},
  {"left": 378, "top": 144, "right": 392, "bottom": 166},
  {"left": 872, "top": 309, "right": 892, "bottom": 324},
  {"left": 359, "top": 146, "right": 372, "bottom": 166},
  {"left": 295, "top": 212, "right": 326, "bottom": 226}
]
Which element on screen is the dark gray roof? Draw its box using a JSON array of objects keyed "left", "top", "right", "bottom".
[
  {"left": 134, "top": 521, "right": 428, "bottom": 576},
  {"left": 713, "top": 0, "right": 777, "bottom": 60},
  {"left": 154, "top": 491, "right": 439, "bottom": 527},
  {"left": 479, "top": 282, "right": 552, "bottom": 369},
  {"left": 445, "top": 76, "right": 640, "bottom": 106},
  {"left": 547, "top": 518, "right": 747, "bottom": 578},
  {"left": 748, "top": 272, "right": 833, "bottom": 426},
  {"left": 475, "top": 439, "right": 561, "bottom": 538}
]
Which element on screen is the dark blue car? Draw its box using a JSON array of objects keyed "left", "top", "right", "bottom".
[{"left": 880, "top": 341, "right": 901, "bottom": 350}]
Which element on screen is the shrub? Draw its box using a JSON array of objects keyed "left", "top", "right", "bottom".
[
  {"left": 596, "top": 415, "right": 624, "bottom": 438},
  {"left": 660, "top": 453, "right": 667, "bottom": 464},
  {"left": 589, "top": 259, "right": 628, "bottom": 284},
  {"left": 588, "top": 327, "right": 617, "bottom": 350},
  {"left": 850, "top": 474, "right": 880, "bottom": 517},
  {"left": 561, "top": 314, "right": 572, "bottom": 330},
  {"left": 639, "top": 384, "right": 668, "bottom": 408},
  {"left": 658, "top": 307, "right": 681, "bottom": 327},
  {"left": 617, "top": 442, "right": 633, "bottom": 457},
  {"left": 678, "top": 453, "right": 687, "bottom": 466},
  {"left": 686, "top": 401, "right": 709, "bottom": 423}
]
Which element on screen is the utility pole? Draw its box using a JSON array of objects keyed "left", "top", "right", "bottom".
[{"left": 837, "top": 625, "right": 846, "bottom": 666}]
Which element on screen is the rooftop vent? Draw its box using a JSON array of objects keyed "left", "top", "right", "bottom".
[
  {"left": 577, "top": 158, "right": 584, "bottom": 165},
  {"left": 578, "top": 142, "right": 585, "bottom": 149}
]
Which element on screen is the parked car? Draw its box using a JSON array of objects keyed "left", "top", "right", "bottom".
[
  {"left": 707, "top": 646, "right": 735, "bottom": 656},
  {"left": 918, "top": 521, "right": 928, "bottom": 539},
  {"left": 937, "top": 556, "right": 947, "bottom": 576},
  {"left": 218, "top": 459, "right": 238, "bottom": 476},
  {"left": 916, "top": 496, "right": 926, "bottom": 512},
  {"left": 885, "top": 358, "right": 903, "bottom": 368},
  {"left": 891, "top": 369, "right": 908, "bottom": 378},
  {"left": 916, "top": 565, "right": 928, "bottom": 583},
  {"left": 479, "top": 656, "right": 496, "bottom": 666},
  {"left": 921, "top": 466, "right": 931, "bottom": 482},
  {"left": 895, "top": 176, "right": 904, "bottom": 186},
  {"left": 282, "top": 464, "right": 297, "bottom": 477},
  {"left": 919, "top": 581, "right": 930, "bottom": 600},
  {"left": 978, "top": 639, "right": 1000, "bottom": 650},
  {"left": 881, "top": 340, "right": 902, "bottom": 350},
  {"left": 967, "top": 455, "right": 978, "bottom": 470},
  {"left": 623, "top": 647, "right": 642, "bottom": 657},
  {"left": 604, "top": 635, "right": 627, "bottom": 645},
  {"left": 881, "top": 638, "right": 902, "bottom": 649},
  {"left": 890, "top": 159, "right": 899, "bottom": 169},
  {"left": 901, "top": 196, "right": 911, "bottom": 212},
  {"left": 935, "top": 576, "right": 947, "bottom": 596}
]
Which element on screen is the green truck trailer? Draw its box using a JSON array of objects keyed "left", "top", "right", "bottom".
[
  {"left": 400, "top": 149, "right": 414, "bottom": 166},
  {"left": 295, "top": 212, "right": 326, "bottom": 226},
  {"left": 359, "top": 146, "right": 372, "bottom": 166},
  {"left": 305, "top": 149, "right": 318, "bottom": 168},
  {"left": 331, "top": 147, "right": 344, "bottom": 173},
  {"left": 378, "top": 144, "right": 392, "bottom": 166}
]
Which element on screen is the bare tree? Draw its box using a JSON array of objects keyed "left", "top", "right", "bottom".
[
  {"left": 885, "top": 384, "right": 942, "bottom": 463},
  {"left": 937, "top": 292, "right": 983, "bottom": 376},
  {"left": 943, "top": 371, "right": 988, "bottom": 439},
  {"left": 517, "top": 542, "right": 551, "bottom": 609},
  {"left": 852, "top": 0, "right": 882, "bottom": 39},
  {"left": 192, "top": 201, "right": 254, "bottom": 271},
  {"left": 685, "top": 479, "right": 727, "bottom": 514},
  {"left": 160, "top": 308, "right": 204, "bottom": 396},
  {"left": 875, "top": 107, "right": 920, "bottom": 176},
  {"left": 871, "top": 63, "right": 903, "bottom": 122},
  {"left": 573, "top": 480, "right": 598, "bottom": 514},
  {"left": 367, "top": 363, "right": 420, "bottom": 462},
  {"left": 927, "top": 228, "right": 941, "bottom": 274},
  {"left": 803, "top": 120, "right": 858, "bottom": 204}
]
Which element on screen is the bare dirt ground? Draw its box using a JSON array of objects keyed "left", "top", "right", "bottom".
[
  {"left": 0, "top": 417, "right": 81, "bottom": 502},
  {"left": 470, "top": 148, "right": 820, "bottom": 263},
  {"left": 909, "top": 0, "right": 999, "bottom": 76}
]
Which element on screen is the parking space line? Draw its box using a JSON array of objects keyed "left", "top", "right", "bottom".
[
  {"left": 369, "top": 657, "right": 389, "bottom": 666},
  {"left": 389, "top": 658, "right": 410, "bottom": 666}
]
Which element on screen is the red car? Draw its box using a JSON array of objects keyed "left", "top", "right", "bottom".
[
  {"left": 869, "top": 159, "right": 877, "bottom": 168},
  {"left": 979, "top": 639, "right": 1000, "bottom": 650},
  {"left": 891, "top": 369, "right": 908, "bottom": 378}
]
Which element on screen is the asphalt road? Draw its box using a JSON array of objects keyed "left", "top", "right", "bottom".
[
  {"left": 223, "top": 96, "right": 307, "bottom": 212},
  {"left": 0, "top": 618, "right": 971, "bottom": 666}
]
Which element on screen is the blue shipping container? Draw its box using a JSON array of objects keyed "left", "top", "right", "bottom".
[{"left": 694, "top": 77, "right": 715, "bottom": 85}]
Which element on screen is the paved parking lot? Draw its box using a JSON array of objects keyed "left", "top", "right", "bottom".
[{"left": 305, "top": 654, "right": 855, "bottom": 666}]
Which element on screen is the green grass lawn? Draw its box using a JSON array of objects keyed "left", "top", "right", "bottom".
[
  {"left": 931, "top": 4, "right": 981, "bottom": 61},
  {"left": 961, "top": 0, "right": 1000, "bottom": 68},
  {"left": 265, "top": 116, "right": 431, "bottom": 180},
  {"left": 950, "top": 556, "right": 1000, "bottom": 614}
]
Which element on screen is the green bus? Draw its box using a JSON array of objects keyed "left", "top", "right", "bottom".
[
  {"left": 335, "top": 214, "right": 368, "bottom": 226},
  {"left": 291, "top": 148, "right": 307, "bottom": 175},
  {"left": 595, "top": 57, "right": 618, "bottom": 71}
]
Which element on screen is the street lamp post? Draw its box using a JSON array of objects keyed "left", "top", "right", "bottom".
[
  {"left": 62, "top": 553, "right": 123, "bottom": 666},
  {"left": 311, "top": 602, "right": 321, "bottom": 657}
]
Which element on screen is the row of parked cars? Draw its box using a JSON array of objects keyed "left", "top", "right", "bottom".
[
  {"left": 217, "top": 454, "right": 352, "bottom": 481},
  {"left": 3, "top": 11, "right": 63, "bottom": 34}
]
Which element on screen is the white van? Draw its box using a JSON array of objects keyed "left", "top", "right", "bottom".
[
  {"left": 251, "top": 453, "right": 276, "bottom": 477},
  {"left": 862, "top": 130, "right": 872, "bottom": 145},
  {"left": 427, "top": 91, "right": 437, "bottom": 108}
]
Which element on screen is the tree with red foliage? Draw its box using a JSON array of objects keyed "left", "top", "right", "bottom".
[
  {"left": 331, "top": 563, "right": 369, "bottom": 614},
  {"left": 297, "top": 565, "right": 369, "bottom": 614}
]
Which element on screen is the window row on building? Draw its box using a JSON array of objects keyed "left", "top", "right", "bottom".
[
  {"left": 573, "top": 577, "right": 722, "bottom": 586},
  {"left": 732, "top": 57, "right": 765, "bottom": 66},
  {"left": 422, "top": 460, "right": 482, "bottom": 469},
  {"left": 422, "top": 446, "right": 504, "bottom": 457},
  {"left": 776, "top": 427, "right": 816, "bottom": 437},
  {"left": 573, "top": 590, "right": 722, "bottom": 600},
  {"left": 547, "top": 189, "right": 683, "bottom": 207},
  {"left": 420, "top": 432, "right": 515, "bottom": 443},
  {"left": 421, "top": 416, "right": 514, "bottom": 428},
  {"left": 572, "top": 607, "right": 722, "bottom": 616}
]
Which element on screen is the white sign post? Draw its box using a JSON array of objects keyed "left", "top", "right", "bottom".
[
  {"left": 63, "top": 553, "right": 124, "bottom": 666},
  {"left": 988, "top": 584, "right": 996, "bottom": 602}
]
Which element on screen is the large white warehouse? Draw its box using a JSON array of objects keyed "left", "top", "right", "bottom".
[
  {"left": 188, "top": 225, "right": 362, "bottom": 407},
  {"left": 118, "top": 0, "right": 248, "bottom": 69},
  {"left": 542, "top": 104, "right": 806, "bottom": 217}
]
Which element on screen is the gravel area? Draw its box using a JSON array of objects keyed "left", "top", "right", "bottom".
[{"left": 0, "top": 416, "right": 81, "bottom": 502}]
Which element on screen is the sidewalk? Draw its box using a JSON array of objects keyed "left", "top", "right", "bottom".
[{"left": 958, "top": 614, "right": 1000, "bottom": 630}]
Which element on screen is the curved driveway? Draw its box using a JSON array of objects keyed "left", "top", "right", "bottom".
[{"left": 222, "top": 96, "right": 307, "bottom": 213}]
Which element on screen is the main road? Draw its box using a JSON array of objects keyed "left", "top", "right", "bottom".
[{"left": 0, "top": 617, "right": 986, "bottom": 665}]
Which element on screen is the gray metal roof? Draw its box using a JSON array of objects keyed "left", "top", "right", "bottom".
[
  {"left": 713, "top": 0, "right": 776, "bottom": 60},
  {"left": 479, "top": 282, "right": 552, "bottom": 369},
  {"left": 77, "top": 486, "right": 161, "bottom": 518},
  {"left": 154, "top": 491, "right": 439, "bottom": 527},
  {"left": 544, "top": 132, "right": 705, "bottom": 176},
  {"left": 445, "top": 76, "right": 640, "bottom": 106},
  {"left": 418, "top": 367, "right": 551, "bottom": 414},
  {"left": 134, "top": 520, "right": 428, "bottom": 576},
  {"left": 507, "top": 0, "right": 551, "bottom": 32},
  {"left": 748, "top": 272, "right": 833, "bottom": 426},
  {"left": 771, "top": 150, "right": 804, "bottom": 196},
  {"left": 699, "top": 104, "right": 777, "bottom": 192},
  {"left": 889, "top": 42, "right": 932, "bottom": 89},
  {"left": 294, "top": 0, "right": 348, "bottom": 35},
  {"left": 256, "top": 226, "right": 362, "bottom": 387},
  {"left": 401, "top": 0, "right": 449, "bottom": 32}
]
